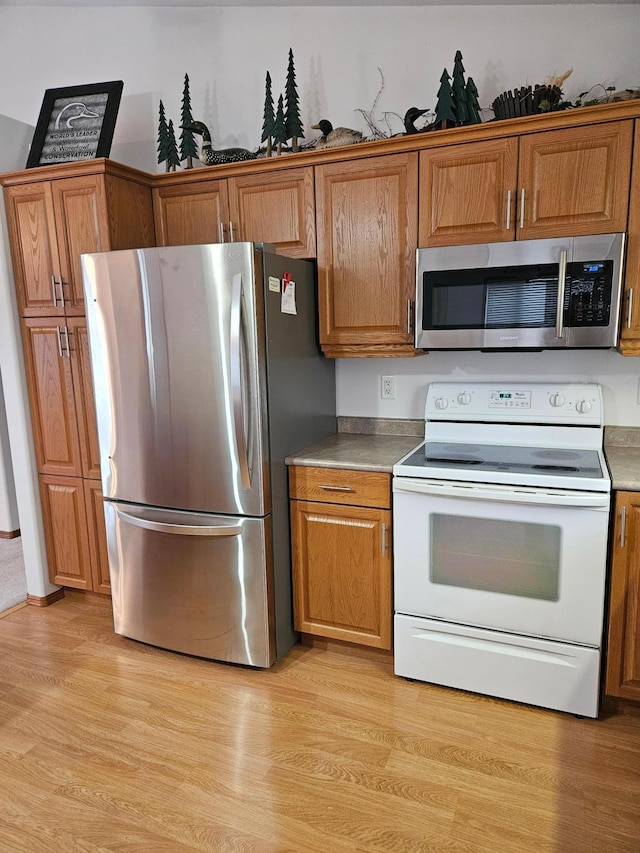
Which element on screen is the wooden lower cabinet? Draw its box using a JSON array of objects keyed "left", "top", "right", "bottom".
[
  {"left": 39, "top": 475, "right": 110, "bottom": 593},
  {"left": 289, "top": 466, "right": 392, "bottom": 649},
  {"left": 606, "top": 491, "right": 640, "bottom": 701}
]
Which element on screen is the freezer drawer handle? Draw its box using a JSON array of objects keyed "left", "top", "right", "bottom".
[
  {"left": 115, "top": 508, "right": 243, "bottom": 537},
  {"left": 230, "top": 272, "right": 251, "bottom": 489}
]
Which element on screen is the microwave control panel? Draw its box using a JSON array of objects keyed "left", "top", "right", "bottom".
[{"left": 567, "top": 261, "right": 612, "bottom": 326}]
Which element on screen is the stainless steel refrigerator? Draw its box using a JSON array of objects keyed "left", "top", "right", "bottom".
[{"left": 81, "top": 242, "right": 335, "bottom": 667}]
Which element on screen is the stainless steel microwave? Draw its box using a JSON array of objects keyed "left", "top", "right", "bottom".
[{"left": 415, "top": 233, "right": 626, "bottom": 350}]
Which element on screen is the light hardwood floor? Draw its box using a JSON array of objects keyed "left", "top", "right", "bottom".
[{"left": 0, "top": 592, "right": 639, "bottom": 853}]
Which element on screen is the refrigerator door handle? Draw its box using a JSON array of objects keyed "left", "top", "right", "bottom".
[
  {"left": 115, "top": 507, "right": 243, "bottom": 537},
  {"left": 230, "top": 272, "right": 252, "bottom": 488}
]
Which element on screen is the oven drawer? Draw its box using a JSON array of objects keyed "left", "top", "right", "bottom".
[
  {"left": 289, "top": 466, "right": 391, "bottom": 508},
  {"left": 394, "top": 614, "right": 601, "bottom": 717}
]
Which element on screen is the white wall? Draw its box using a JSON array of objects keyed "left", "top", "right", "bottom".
[
  {"left": 0, "top": 6, "right": 638, "bottom": 173},
  {"left": 0, "top": 374, "right": 19, "bottom": 533},
  {"left": 336, "top": 350, "right": 640, "bottom": 425},
  {"left": 0, "top": 115, "right": 56, "bottom": 596}
]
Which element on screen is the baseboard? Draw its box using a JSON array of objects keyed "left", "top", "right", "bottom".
[
  {"left": 0, "top": 528, "right": 20, "bottom": 539},
  {"left": 27, "top": 588, "right": 65, "bottom": 607},
  {"left": 300, "top": 633, "right": 393, "bottom": 660},
  {"left": 0, "top": 601, "right": 28, "bottom": 619}
]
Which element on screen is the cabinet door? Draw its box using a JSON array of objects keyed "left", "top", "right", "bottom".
[
  {"left": 606, "top": 492, "right": 640, "bottom": 701},
  {"left": 618, "top": 122, "right": 640, "bottom": 354},
  {"left": 4, "top": 182, "right": 63, "bottom": 316},
  {"left": 291, "top": 499, "right": 392, "bottom": 649},
  {"left": 39, "top": 474, "right": 92, "bottom": 590},
  {"left": 22, "top": 318, "right": 82, "bottom": 477},
  {"left": 153, "top": 180, "right": 230, "bottom": 246},
  {"left": 68, "top": 317, "right": 100, "bottom": 480},
  {"left": 84, "top": 480, "right": 110, "bottom": 595},
  {"left": 518, "top": 121, "right": 633, "bottom": 239},
  {"left": 227, "top": 167, "right": 316, "bottom": 258},
  {"left": 51, "top": 175, "right": 111, "bottom": 315},
  {"left": 315, "top": 153, "right": 418, "bottom": 357},
  {"left": 419, "top": 137, "right": 518, "bottom": 246}
]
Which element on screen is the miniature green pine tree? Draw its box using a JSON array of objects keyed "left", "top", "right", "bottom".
[
  {"left": 179, "top": 73, "right": 198, "bottom": 168},
  {"left": 434, "top": 69, "right": 456, "bottom": 129},
  {"left": 167, "top": 119, "right": 180, "bottom": 172},
  {"left": 261, "top": 71, "right": 276, "bottom": 157},
  {"left": 284, "top": 48, "right": 304, "bottom": 152},
  {"left": 465, "top": 77, "right": 482, "bottom": 125},
  {"left": 157, "top": 100, "right": 171, "bottom": 170},
  {"left": 452, "top": 51, "right": 469, "bottom": 126},
  {"left": 273, "top": 94, "right": 287, "bottom": 155}
]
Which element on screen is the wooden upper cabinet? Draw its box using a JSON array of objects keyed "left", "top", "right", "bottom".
[
  {"left": 68, "top": 318, "right": 101, "bottom": 480},
  {"left": 518, "top": 120, "right": 633, "bottom": 239},
  {"left": 315, "top": 152, "right": 419, "bottom": 357},
  {"left": 5, "top": 182, "right": 63, "bottom": 316},
  {"left": 153, "top": 179, "right": 230, "bottom": 246},
  {"left": 84, "top": 480, "right": 110, "bottom": 595},
  {"left": 22, "top": 318, "right": 83, "bottom": 477},
  {"left": 227, "top": 167, "right": 316, "bottom": 258},
  {"left": 617, "top": 120, "right": 640, "bottom": 355},
  {"left": 4, "top": 167, "right": 155, "bottom": 317},
  {"left": 50, "top": 175, "right": 110, "bottom": 315},
  {"left": 419, "top": 137, "right": 518, "bottom": 247},
  {"left": 606, "top": 491, "right": 640, "bottom": 702}
]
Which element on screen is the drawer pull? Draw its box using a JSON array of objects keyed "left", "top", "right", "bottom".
[{"left": 319, "top": 484, "right": 354, "bottom": 492}]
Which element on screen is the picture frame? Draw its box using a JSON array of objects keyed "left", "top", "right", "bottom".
[{"left": 26, "top": 80, "right": 124, "bottom": 169}]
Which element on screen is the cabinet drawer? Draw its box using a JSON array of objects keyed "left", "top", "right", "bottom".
[{"left": 289, "top": 466, "right": 390, "bottom": 509}]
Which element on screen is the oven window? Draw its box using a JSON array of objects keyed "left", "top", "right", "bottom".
[{"left": 430, "top": 514, "right": 561, "bottom": 601}]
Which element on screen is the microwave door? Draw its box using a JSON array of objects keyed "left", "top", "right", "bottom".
[{"left": 421, "top": 263, "right": 568, "bottom": 349}]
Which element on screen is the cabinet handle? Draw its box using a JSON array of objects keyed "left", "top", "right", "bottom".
[
  {"left": 381, "top": 523, "right": 388, "bottom": 557},
  {"left": 620, "top": 505, "right": 627, "bottom": 548},
  {"left": 319, "top": 484, "right": 354, "bottom": 492},
  {"left": 57, "top": 277, "right": 65, "bottom": 308},
  {"left": 229, "top": 221, "right": 235, "bottom": 242},
  {"left": 519, "top": 188, "right": 526, "bottom": 230},
  {"left": 51, "top": 275, "right": 58, "bottom": 307},
  {"left": 627, "top": 288, "right": 634, "bottom": 329},
  {"left": 219, "top": 221, "right": 225, "bottom": 243},
  {"left": 505, "top": 189, "right": 512, "bottom": 230},
  {"left": 56, "top": 326, "right": 63, "bottom": 357},
  {"left": 62, "top": 326, "right": 70, "bottom": 358},
  {"left": 407, "top": 299, "right": 413, "bottom": 335}
]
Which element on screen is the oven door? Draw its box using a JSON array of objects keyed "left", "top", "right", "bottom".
[{"left": 393, "top": 477, "right": 610, "bottom": 646}]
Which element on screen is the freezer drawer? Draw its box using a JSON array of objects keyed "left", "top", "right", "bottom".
[{"left": 105, "top": 501, "right": 275, "bottom": 667}]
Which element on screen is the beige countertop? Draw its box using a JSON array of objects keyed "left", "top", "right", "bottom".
[
  {"left": 285, "top": 432, "right": 422, "bottom": 473},
  {"left": 287, "top": 424, "right": 640, "bottom": 487}
]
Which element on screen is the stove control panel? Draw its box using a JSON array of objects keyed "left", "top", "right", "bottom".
[{"left": 425, "top": 382, "right": 603, "bottom": 425}]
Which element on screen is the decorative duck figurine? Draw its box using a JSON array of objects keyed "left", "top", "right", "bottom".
[
  {"left": 311, "top": 120, "right": 364, "bottom": 149},
  {"left": 403, "top": 107, "right": 430, "bottom": 135},
  {"left": 183, "top": 121, "right": 256, "bottom": 165}
]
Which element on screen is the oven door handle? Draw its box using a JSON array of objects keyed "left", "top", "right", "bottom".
[{"left": 393, "top": 477, "right": 610, "bottom": 508}]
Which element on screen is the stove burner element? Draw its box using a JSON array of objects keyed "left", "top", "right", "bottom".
[
  {"left": 533, "top": 449, "right": 582, "bottom": 461},
  {"left": 425, "top": 456, "right": 483, "bottom": 465},
  {"left": 532, "top": 464, "right": 580, "bottom": 472}
]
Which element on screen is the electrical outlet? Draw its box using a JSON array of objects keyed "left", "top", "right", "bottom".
[{"left": 381, "top": 375, "right": 396, "bottom": 399}]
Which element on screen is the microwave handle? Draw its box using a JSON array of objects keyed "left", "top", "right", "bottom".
[{"left": 556, "top": 249, "right": 568, "bottom": 339}]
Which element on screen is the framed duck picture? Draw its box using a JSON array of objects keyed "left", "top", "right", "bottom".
[{"left": 26, "top": 80, "right": 123, "bottom": 169}]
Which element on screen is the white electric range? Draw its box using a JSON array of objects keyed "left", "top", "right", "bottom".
[{"left": 392, "top": 382, "right": 611, "bottom": 718}]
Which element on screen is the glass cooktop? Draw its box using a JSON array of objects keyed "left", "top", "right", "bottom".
[{"left": 402, "top": 441, "right": 604, "bottom": 480}]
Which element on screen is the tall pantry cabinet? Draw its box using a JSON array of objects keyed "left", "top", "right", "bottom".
[{"left": 1, "top": 159, "right": 155, "bottom": 594}]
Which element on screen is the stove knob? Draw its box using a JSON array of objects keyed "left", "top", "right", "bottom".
[
  {"left": 434, "top": 397, "right": 449, "bottom": 410},
  {"left": 549, "top": 393, "right": 566, "bottom": 407},
  {"left": 457, "top": 392, "right": 471, "bottom": 405},
  {"left": 576, "top": 399, "right": 592, "bottom": 414}
]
